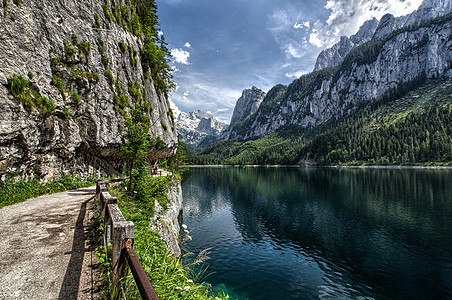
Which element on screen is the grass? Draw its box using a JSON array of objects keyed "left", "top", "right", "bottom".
[
  {"left": 107, "top": 176, "right": 229, "bottom": 299},
  {"left": 0, "top": 174, "right": 98, "bottom": 209},
  {"left": 6, "top": 74, "right": 55, "bottom": 114}
]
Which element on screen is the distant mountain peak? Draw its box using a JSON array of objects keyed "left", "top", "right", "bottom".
[
  {"left": 230, "top": 86, "right": 266, "bottom": 126},
  {"left": 175, "top": 108, "right": 228, "bottom": 148}
]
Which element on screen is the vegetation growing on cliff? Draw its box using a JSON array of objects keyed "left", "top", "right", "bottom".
[
  {"left": 6, "top": 74, "right": 55, "bottom": 114},
  {"left": 101, "top": 0, "right": 175, "bottom": 97},
  {"left": 106, "top": 177, "right": 228, "bottom": 300},
  {"left": 191, "top": 78, "right": 452, "bottom": 166}
]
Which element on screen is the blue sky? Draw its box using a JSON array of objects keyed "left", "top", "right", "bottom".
[{"left": 157, "top": 0, "right": 423, "bottom": 123}]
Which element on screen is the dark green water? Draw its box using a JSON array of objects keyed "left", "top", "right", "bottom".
[{"left": 181, "top": 167, "right": 452, "bottom": 299}]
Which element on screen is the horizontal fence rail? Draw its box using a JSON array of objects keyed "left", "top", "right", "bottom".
[{"left": 97, "top": 179, "right": 159, "bottom": 300}]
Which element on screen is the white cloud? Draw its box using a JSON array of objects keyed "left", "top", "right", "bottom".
[
  {"left": 309, "top": 0, "right": 423, "bottom": 47},
  {"left": 184, "top": 42, "right": 191, "bottom": 48},
  {"left": 286, "top": 44, "right": 303, "bottom": 58},
  {"left": 171, "top": 48, "right": 190, "bottom": 65},
  {"left": 168, "top": 98, "right": 181, "bottom": 119},
  {"left": 169, "top": 73, "right": 242, "bottom": 123},
  {"left": 293, "top": 21, "right": 310, "bottom": 29},
  {"left": 183, "top": 91, "right": 189, "bottom": 101}
]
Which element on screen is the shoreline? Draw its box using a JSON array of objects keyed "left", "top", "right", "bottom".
[{"left": 186, "top": 164, "right": 452, "bottom": 169}]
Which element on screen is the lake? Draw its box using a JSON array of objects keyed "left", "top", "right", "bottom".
[{"left": 181, "top": 167, "right": 452, "bottom": 299}]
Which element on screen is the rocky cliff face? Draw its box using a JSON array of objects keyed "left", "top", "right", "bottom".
[
  {"left": 314, "top": 18, "right": 379, "bottom": 71},
  {"left": 175, "top": 110, "right": 227, "bottom": 148},
  {"left": 0, "top": 0, "right": 177, "bottom": 179},
  {"left": 227, "top": 12, "right": 452, "bottom": 140},
  {"left": 314, "top": 0, "right": 452, "bottom": 72},
  {"left": 223, "top": 86, "right": 266, "bottom": 139},
  {"left": 150, "top": 180, "right": 183, "bottom": 257},
  {"left": 229, "top": 87, "right": 266, "bottom": 126}
]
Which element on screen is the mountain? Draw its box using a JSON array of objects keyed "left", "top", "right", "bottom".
[
  {"left": 314, "top": 0, "right": 452, "bottom": 71},
  {"left": 175, "top": 110, "right": 228, "bottom": 149},
  {"left": 314, "top": 18, "right": 379, "bottom": 71},
  {"left": 223, "top": 86, "right": 266, "bottom": 139},
  {"left": 192, "top": 78, "right": 452, "bottom": 165},
  {"left": 230, "top": 87, "right": 266, "bottom": 126},
  {"left": 0, "top": 0, "right": 177, "bottom": 179},
  {"left": 225, "top": 6, "right": 452, "bottom": 140}
]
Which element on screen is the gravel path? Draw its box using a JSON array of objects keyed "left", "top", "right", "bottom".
[{"left": 0, "top": 187, "right": 102, "bottom": 300}]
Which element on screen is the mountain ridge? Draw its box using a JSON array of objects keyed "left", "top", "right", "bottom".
[{"left": 225, "top": 9, "right": 451, "bottom": 140}]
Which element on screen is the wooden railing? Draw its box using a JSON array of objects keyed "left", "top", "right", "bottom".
[{"left": 96, "top": 179, "right": 159, "bottom": 300}]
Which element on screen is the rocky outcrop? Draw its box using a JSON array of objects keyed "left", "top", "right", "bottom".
[
  {"left": 175, "top": 110, "right": 227, "bottom": 148},
  {"left": 222, "top": 86, "right": 266, "bottom": 139},
  {"left": 314, "top": 0, "right": 452, "bottom": 72},
  {"left": 0, "top": 0, "right": 177, "bottom": 179},
  {"left": 227, "top": 13, "right": 452, "bottom": 140},
  {"left": 229, "top": 87, "right": 266, "bottom": 126},
  {"left": 372, "top": 14, "right": 402, "bottom": 41},
  {"left": 404, "top": 0, "right": 452, "bottom": 26},
  {"left": 150, "top": 180, "right": 183, "bottom": 257},
  {"left": 314, "top": 18, "right": 379, "bottom": 71}
]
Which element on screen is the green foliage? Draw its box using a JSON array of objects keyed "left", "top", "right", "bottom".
[
  {"left": 12, "top": 0, "right": 20, "bottom": 6},
  {"left": 6, "top": 74, "right": 28, "bottom": 96},
  {"left": 78, "top": 41, "right": 92, "bottom": 58},
  {"left": 104, "top": 69, "right": 114, "bottom": 87},
  {"left": 107, "top": 179, "right": 228, "bottom": 299},
  {"left": 102, "top": 4, "right": 112, "bottom": 22},
  {"left": 193, "top": 78, "right": 452, "bottom": 166},
  {"left": 0, "top": 174, "right": 98, "bottom": 208},
  {"left": 122, "top": 102, "right": 151, "bottom": 195},
  {"left": 71, "top": 91, "right": 82, "bottom": 103},
  {"left": 6, "top": 74, "right": 55, "bottom": 114},
  {"left": 301, "top": 79, "right": 452, "bottom": 165},
  {"left": 160, "top": 121, "right": 168, "bottom": 131},
  {"left": 167, "top": 139, "right": 188, "bottom": 173},
  {"left": 51, "top": 75, "right": 66, "bottom": 100},
  {"left": 27, "top": 71, "right": 33, "bottom": 79},
  {"left": 113, "top": 94, "right": 130, "bottom": 109},
  {"left": 63, "top": 40, "right": 77, "bottom": 63},
  {"left": 97, "top": 38, "right": 109, "bottom": 67},
  {"left": 3, "top": 0, "right": 8, "bottom": 8},
  {"left": 127, "top": 81, "right": 142, "bottom": 102},
  {"left": 93, "top": 14, "right": 101, "bottom": 29},
  {"left": 167, "top": 108, "right": 174, "bottom": 123},
  {"left": 118, "top": 41, "right": 127, "bottom": 53},
  {"left": 287, "top": 67, "right": 337, "bottom": 101}
]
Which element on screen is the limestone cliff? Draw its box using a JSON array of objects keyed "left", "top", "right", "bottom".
[
  {"left": 0, "top": 0, "right": 177, "bottom": 179},
  {"left": 314, "top": 18, "right": 379, "bottom": 71},
  {"left": 150, "top": 180, "right": 183, "bottom": 257},
  {"left": 314, "top": 0, "right": 452, "bottom": 71},
  {"left": 222, "top": 86, "right": 265, "bottom": 139},
  {"left": 227, "top": 12, "right": 452, "bottom": 140}
]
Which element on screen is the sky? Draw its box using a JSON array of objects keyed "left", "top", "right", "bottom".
[{"left": 157, "top": 0, "right": 424, "bottom": 123}]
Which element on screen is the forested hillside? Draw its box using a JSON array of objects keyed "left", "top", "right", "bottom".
[{"left": 189, "top": 78, "right": 452, "bottom": 166}]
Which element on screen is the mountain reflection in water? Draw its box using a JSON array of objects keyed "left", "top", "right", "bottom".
[{"left": 182, "top": 167, "right": 452, "bottom": 300}]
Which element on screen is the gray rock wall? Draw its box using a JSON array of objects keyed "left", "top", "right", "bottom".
[
  {"left": 0, "top": 0, "right": 177, "bottom": 179},
  {"left": 229, "top": 19, "right": 452, "bottom": 140},
  {"left": 150, "top": 180, "right": 183, "bottom": 257}
]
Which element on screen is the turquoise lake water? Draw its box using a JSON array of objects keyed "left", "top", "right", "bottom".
[{"left": 181, "top": 167, "right": 452, "bottom": 299}]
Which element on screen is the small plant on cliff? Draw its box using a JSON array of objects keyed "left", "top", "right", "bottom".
[{"left": 6, "top": 74, "right": 55, "bottom": 114}]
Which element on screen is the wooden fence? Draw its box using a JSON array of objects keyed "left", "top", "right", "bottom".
[{"left": 96, "top": 179, "right": 159, "bottom": 300}]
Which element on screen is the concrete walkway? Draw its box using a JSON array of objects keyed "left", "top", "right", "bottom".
[{"left": 0, "top": 187, "right": 102, "bottom": 300}]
